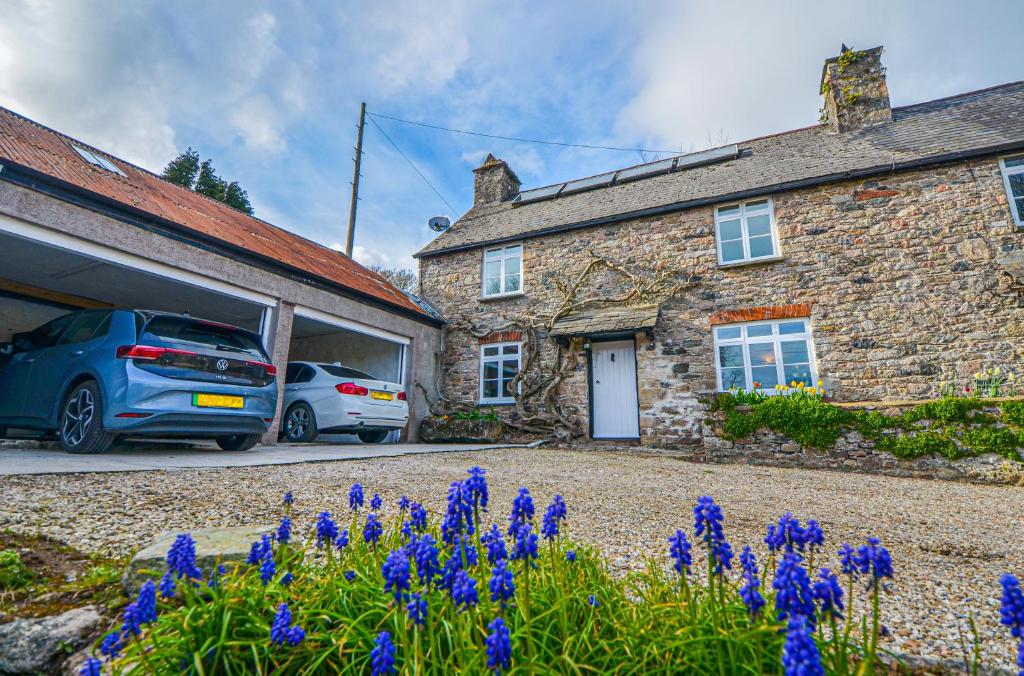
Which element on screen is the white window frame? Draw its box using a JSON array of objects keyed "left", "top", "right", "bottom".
[
  {"left": 481, "top": 244, "right": 523, "bottom": 298},
  {"left": 712, "top": 318, "right": 818, "bottom": 393},
  {"left": 479, "top": 341, "right": 522, "bottom": 404},
  {"left": 713, "top": 197, "right": 781, "bottom": 266},
  {"left": 71, "top": 145, "right": 126, "bottom": 176},
  {"left": 999, "top": 154, "right": 1024, "bottom": 227}
]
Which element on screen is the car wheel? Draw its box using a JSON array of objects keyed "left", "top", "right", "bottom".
[
  {"left": 357, "top": 430, "right": 389, "bottom": 444},
  {"left": 59, "top": 381, "right": 115, "bottom": 454},
  {"left": 216, "top": 434, "right": 262, "bottom": 452},
  {"left": 283, "top": 403, "right": 319, "bottom": 443}
]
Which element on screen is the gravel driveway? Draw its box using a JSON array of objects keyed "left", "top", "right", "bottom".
[{"left": 1, "top": 447, "right": 1021, "bottom": 668}]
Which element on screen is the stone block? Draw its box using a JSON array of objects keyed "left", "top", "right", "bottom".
[{"left": 0, "top": 606, "right": 101, "bottom": 674}]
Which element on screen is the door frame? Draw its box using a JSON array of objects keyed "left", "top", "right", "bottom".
[{"left": 585, "top": 334, "right": 641, "bottom": 441}]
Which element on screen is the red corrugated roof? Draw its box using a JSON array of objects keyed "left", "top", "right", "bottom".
[{"left": 0, "top": 105, "right": 431, "bottom": 319}]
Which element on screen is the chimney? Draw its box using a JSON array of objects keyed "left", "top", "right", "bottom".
[
  {"left": 819, "top": 45, "right": 892, "bottom": 133},
  {"left": 473, "top": 154, "right": 520, "bottom": 205}
]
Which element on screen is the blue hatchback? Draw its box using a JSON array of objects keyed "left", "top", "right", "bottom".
[{"left": 0, "top": 310, "right": 278, "bottom": 453}]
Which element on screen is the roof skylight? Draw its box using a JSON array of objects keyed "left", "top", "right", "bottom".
[{"left": 71, "top": 145, "right": 126, "bottom": 176}]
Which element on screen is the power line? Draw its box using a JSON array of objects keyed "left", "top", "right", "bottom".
[
  {"left": 367, "top": 111, "right": 679, "bottom": 155},
  {"left": 366, "top": 114, "right": 459, "bottom": 217}
]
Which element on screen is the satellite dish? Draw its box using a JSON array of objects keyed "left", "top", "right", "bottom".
[{"left": 428, "top": 216, "right": 451, "bottom": 233}]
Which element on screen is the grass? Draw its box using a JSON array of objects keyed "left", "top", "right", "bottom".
[{"left": 0, "top": 549, "right": 35, "bottom": 590}]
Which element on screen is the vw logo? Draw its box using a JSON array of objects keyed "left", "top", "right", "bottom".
[{"left": 215, "top": 359, "right": 229, "bottom": 371}]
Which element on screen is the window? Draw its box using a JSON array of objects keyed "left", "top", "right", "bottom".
[
  {"left": 319, "top": 364, "right": 376, "bottom": 380},
  {"left": 482, "top": 245, "right": 523, "bottom": 297},
  {"left": 59, "top": 311, "right": 112, "bottom": 345},
  {"left": 713, "top": 319, "right": 817, "bottom": 392},
  {"left": 285, "top": 364, "right": 315, "bottom": 384},
  {"left": 714, "top": 198, "right": 779, "bottom": 265},
  {"left": 1000, "top": 155, "right": 1024, "bottom": 226},
  {"left": 71, "top": 145, "right": 126, "bottom": 176},
  {"left": 479, "top": 342, "right": 521, "bottom": 403},
  {"left": 16, "top": 313, "right": 78, "bottom": 352}
]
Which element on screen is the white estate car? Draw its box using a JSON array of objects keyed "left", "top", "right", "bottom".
[{"left": 281, "top": 361, "right": 408, "bottom": 444}]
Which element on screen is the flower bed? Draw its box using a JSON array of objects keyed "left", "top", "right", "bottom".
[
  {"left": 76, "top": 468, "right": 1024, "bottom": 675},
  {"left": 420, "top": 412, "right": 506, "bottom": 443}
]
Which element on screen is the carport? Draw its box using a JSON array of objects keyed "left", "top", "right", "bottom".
[
  {"left": 288, "top": 307, "right": 408, "bottom": 385},
  {"left": 0, "top": 214, "right": 275, "bottom": 347}
]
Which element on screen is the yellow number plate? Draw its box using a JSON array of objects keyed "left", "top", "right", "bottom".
[
  {"left": 193, "top": 393, "right": 245, "bottom": 409},
  {"left": 370, "top": 391, "right": 393, "bottom": 401}
]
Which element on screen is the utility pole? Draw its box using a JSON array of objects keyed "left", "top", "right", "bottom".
[{"left": 345, "top": 101, "right": 366, "bottom": 257}]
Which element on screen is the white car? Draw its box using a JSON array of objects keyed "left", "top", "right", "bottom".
[{"left": 281, "top": 361, "right": 408, "bottom": 444}]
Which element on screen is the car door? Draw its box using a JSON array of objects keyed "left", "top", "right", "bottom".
[
  {"left": 0, "top": 313, "right": 78, "bottom": 420},
  {"left": 26, "top": 311, "right": 111, "bottom": 423}
]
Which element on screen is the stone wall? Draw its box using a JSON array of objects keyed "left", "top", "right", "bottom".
[{"left": 419, "top": 157, "right": 1024, "bottom": 446}]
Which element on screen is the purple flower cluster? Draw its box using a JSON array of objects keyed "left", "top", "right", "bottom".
[
  {"left": 370, "top": 631, "right": 396, "bottom": 675},
  {"left": 812, "top": 568, "right": 844, "bottom": 620},
  {"left": 349, "top": 483, "right": 364, "bottom": 511},
  {"left": 507, "top": 487, "right": 534, "bottom": 535},
  {"left": 382, "top": 549, "right": 411, "bottom": 602},
  {"left": 738, "top": 546, "right": 765, "bottom": 619},
  {"left": 315, "top": 511, "right": 338, "bottom": 548},
  {"left": 541, "top": 495, "right": 567, "bottom": 541},
  {"left": 406, "top": 592, "right": 428, "bottom": 626},
  {"left": 1000, "top": 573, "right": 1024, "bottom": 676},
  {"left": 489, "top": 560, "right": 515, "bottom": 607},
  {"left": 511, "top": 522, "right": 538, "bottom": 564},
  {"left": 486, "top": 617, "right": 512, "bottom": 674},
  {"left": 773, "top": 552, "right": 816, "bottom": 628},
  {"left": 466, "top": 466, "right": 489, "bottom": 511},
  {"left": 781, "top": 616, "right": 824, "bottom": 676},
  {"left": 276, "top": 516, "right": 292, "bottom": 545},
  {"left": 451, "top": 569, "right": 479, "bottom": 611},
  {"left": 414, "top": 534, "right": 441, "bottom": 585},
  {"left": 270, "top": 603, "right": 305, "bottom": 646},
  {"left": 364, "top": 513, "right": 383, "bottom": 545},
  {"left": 668, "top": 529, "right": 692, "bottom": 577},
  {"left": 410, "top": 502, "right": 428, "bottom": 532},
  {"left": 853, "top": 537, "right": 894, "bottom": 584},
  {"left": 483, "top": 524, "right": 508, "bottom": 564},
  {"left": 694, "top": 496, "right": 733, "bottom": 573},
  {"left": 248, "top": 534, "right": 273, "bottom": 565},
  {"left": 370, "top": 492, "right": 383, "bottom": 512},
  {"left": 442, "top": 480, "right": 475, "bottom": 544}
]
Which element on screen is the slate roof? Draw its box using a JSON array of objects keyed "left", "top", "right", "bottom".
[
  {"left": 0, "top": 106, "right": 434, "bottom": 320},
  {"left": 550, "top": 304, "right": 660, "bottom": 338},
  {"left": 418, "top": 81, "right": 1024, "bottom": 258}
]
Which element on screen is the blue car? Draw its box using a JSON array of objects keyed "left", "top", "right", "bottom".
[{"left": 0, "top": 309, "right": 278, "bottom": 453}]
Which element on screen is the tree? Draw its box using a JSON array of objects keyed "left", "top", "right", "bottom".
[
  {"left": 161, "top": 148, "right": 200, "bottom": 190},
  {"left": 369, "top": 265, "right": 418, "bottom": 294},
  {"left": 161, "top": 151, "right": 254, "bottom": 216}
]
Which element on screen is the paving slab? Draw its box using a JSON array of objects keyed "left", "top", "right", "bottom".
[{"left": 0, "top": 441, "right": 528, "bottom": 475}]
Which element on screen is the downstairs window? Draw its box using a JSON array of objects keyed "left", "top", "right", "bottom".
[{"left": 713, "top": 318, "right": 817, "bottom": 392}]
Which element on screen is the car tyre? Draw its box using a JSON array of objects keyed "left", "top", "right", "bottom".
[
  {"left": 283, "top": 402, "right": 319, "bottom": 443},
  {"left": 216, "top": 433, "right": 262, "bottom": 452},
  {"left": 59, "top": 381, "right": 115, "bottom": 454},
  {"left": 357, "top": 430, "right": 389, "bottom": 444}
]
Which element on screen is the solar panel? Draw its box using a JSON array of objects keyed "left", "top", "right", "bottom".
[
  {"left": 614, "top": 157, "right": 677, "bottom": 183},
  {"left": 513, "top": 182, "right": 565, "bottom": 203},
  {"left": 675, "top": 143, "right": 740, "bottom": 170},
  {"left": 560, "top": 170, "right": 616, "bottom": 195}
]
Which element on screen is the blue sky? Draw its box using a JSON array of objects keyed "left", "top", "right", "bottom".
[{"left": 1, "top": 1, "right": 1020, "bottom": 271}]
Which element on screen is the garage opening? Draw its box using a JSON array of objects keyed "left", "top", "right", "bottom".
[
  {"left": 0, "top": 219, "right": 274, "bottom": 443},
  {"left": 285, "top": 309, "right": 410, "bottom": 444}
]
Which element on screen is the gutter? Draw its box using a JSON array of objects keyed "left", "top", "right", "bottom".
[
  {"left": 416, "top": 140, "right": 1024, "bottom": 259},
  {"left": 0, "top": 162, "right": 445, "bottom": 328}
]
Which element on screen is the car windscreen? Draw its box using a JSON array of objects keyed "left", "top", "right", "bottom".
[
  {"left": 319, "top": 364, "right": 377, "bottom": 381},
  {"left": 141, "top": 316, "right": 267, "bottom": 359}
]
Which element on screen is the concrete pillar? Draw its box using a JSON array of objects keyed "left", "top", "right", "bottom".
[{"left": 261, "top": 300, "right": 294, "bottom": 444}]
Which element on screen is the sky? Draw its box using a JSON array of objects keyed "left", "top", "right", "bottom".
[{"left": 0, "top": 1, "right": 1020, "bottom": 272}]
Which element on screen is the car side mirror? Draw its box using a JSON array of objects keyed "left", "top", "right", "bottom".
[{"left": 0, "top": 342, "right": 12, "bottom": 356}]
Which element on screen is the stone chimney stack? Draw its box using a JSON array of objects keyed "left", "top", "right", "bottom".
[
  {"left": 820, "top": 45, "right": 892, "bottom": 133},
  {"left": 473, "top": 154, "right": 520, "bottom": 205}
]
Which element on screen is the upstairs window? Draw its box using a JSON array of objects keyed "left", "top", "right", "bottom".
[
  {"left": 1000, "top": 155, "right": 1024, "bottom": 226},
  {"left": 71, "top": 145, "right": 126, "bottom": 176},
  {"left": 479, "top": 342, "right": 521, "bottom": 403},
  {"left": 713, "top": 318, "right": 816, "bottom": 392},
  {"left": 482, "top": 244, "right": 522, "bottom": 297},
  {"left": 714, "top": 198, "right": 779, "bottom": 265}
]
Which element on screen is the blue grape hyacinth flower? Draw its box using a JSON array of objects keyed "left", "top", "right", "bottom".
[
  {"left": 999, "top": 573, "right": 1024, "bottom": 676},
  {"left": 443, "top": 480, "right": 475, "bottom": 544},
  {"left": 566, "top": 550, "right": 577, "bottom": 563},
  {"left": 248, "top": 534, "right": 273, "bottom": 565},
  {"left": 774, "top": 552, "right": 816, "bottom": 628},
  {"left": 694, "top": 496, "right": 733, "bottom": 574},
  {"left": 315, "top": 511, "right": 338, "bottom": 548},
  {"left": 410, "top": 502, "right": 428, "bottom": 532},
  {"left": 349, "top": 483, "right": 365, "bottom": 511},
  {"left": 489, "top": 560, "right": 515, "bottom": 606},
  {"left": 79, "top": 657, "right": 102, "bottom": 676},
  {"left": 277, "top": 516, "right": 292, "bottom": 545},
  {"left": 270, "top": 603, "right": 304, "bottom": 646},
  {"left": 283, "top": 491, "right": 294, "bottom": 507},
  {"left": 812, "top": 568, "right": 845, "bottom": 620},
  {"left": 838, "top": 543, "right": 858, "bottom": 578},
  {"left": 371, "top": 631, "right": 396, "bottom": 675},
  {"left": 364, "top": 513, "right": 384, "bottom": 545},
  {"left": 407, "top": 592, "right": 428, "bottom": 626},
  {"left": 260, "top": 551, "right": 276, "bottom": 586},
  {"left": 486, "top": 617, "right": 512, "bottom": 674},
  {"left": 99, "top": 630, "right": 123, "bottom": 659},
  {"left": 782, "top": 615, "right": 824, "bottom": 676},
  {"left": 344, "top": 570, "right": 356, "bottom": 582},
  {"left": 588, "top": 594, "right": 599, "bottom": 608},
  {"left": 335, "top": 529, "right": 350, "bottom": 550},
  {"left": 804, "top": 519, "right": 824, "bottom": 551},
  {"left": 135, "top": 580, "right": 157, "bottom": 624},
  {"left": 767, "top": 513, "right": 807, "bottom": 553},
  {"left": 854, "top": 537, "right": 894, "bottom": 584},
  {"left": 739, "top": 546, "right": 765, "bottom": 619},
  {"left": 158, "top": 572, "right": 175, "bottom": 599},
  {"left": 483, "top": 524, "right": 508, "bottom": 564},
  {"left": 371, "top": 492, "right": 383, "bottom": 511},
  {"left": 382, "top": 549, "right": 411, "bottom": 603},
  {"left": 166, "top": 533, "right": 202, "bottom": 580},
  {"left": 507, "top": 487, "right": 535, "bottom": 535},
  {"left": 398, "top": 495, "right": 411, "bottom": 512},
  {"left": 668, "top": 529, "right": 692, "bottom": 576},
  {"left": 467, "top": 466, "right": 489, "bottom": 510},
  {"left": 541, "top": 502, "right": 560, "bottom": 541},
  {"left": 451, "top": 569, "right": 479, "bottom": 611},
  {"left": 511, "top": 522, "right": 538, "bottom": 564},
  {"left": 415, "top": 534, "right": 441, "bottom": 585}
]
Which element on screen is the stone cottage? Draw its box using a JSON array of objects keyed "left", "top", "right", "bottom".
[{"left": 416, "top": 46, "right": 1024, "bottom": 446}]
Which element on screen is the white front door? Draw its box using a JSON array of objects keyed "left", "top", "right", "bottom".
[{"left": 591, "top": 339, "right": 640, "bottom": 439}]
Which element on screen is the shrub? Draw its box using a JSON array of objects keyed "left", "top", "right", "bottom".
[
  {"left": 1000, "top": 401, "right": 1024, "bottom": 429},
  {"left": 902, "top": 397, "right": 985, "bottom": 425},
  {"left": 879, "top": 432, "right": 960, "bottom": 460},
  {"left": 961, "top": 427, "right": 1021, "bottom": 460}
]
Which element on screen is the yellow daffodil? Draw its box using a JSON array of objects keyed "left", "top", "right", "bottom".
[
  {"left": 974, "top": 372, "right": 983, "bottom": 380},
  {"left": 817, "top": 380, "right": 824, "bottom": 387},
  {"left": 993, "top": 367, "right": 1001, "bottom": 376},
  {"left": 790, "top": 381, "right": 797, "bottom": 388},
  {"left": 807, "top": 387, "right": 817, "bottom": 395},
  {"left": 1010, "top": 373, "right": 1017, "bottom": 382}
]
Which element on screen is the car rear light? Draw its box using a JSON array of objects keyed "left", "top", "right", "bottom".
[
  {"left": 116, "top": 345, "right": 196, "bottom": 360},
  {"left": 336, "top": 382, "right": 368, "bottom": 396},
  {"left": 263, "top": 417, "right": 274, "bottom": 423},
  {"left": 115, "top": 412, "right": 152, "bottom": 418},
  {"left": 397, "top": 391, "right": 407, "bottom": 401},
  {"left": 246, "top": 360, "right": 277, "bottom": 377}
]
